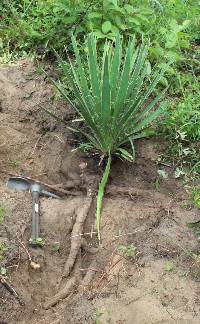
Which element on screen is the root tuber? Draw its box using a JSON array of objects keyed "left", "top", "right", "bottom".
[
  {"left": 81, "top": 259, "right": 97, "bottom": 290},
  {"left": 61, "top": 198, "right": 92, "bottom": 281},
  {"left": 43, "top": 277, "right": 77, "bottom": 309}
]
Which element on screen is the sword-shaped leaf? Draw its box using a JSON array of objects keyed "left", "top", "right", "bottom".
[{"left": 102, "top": 53, "right": 111, "bottom": 129}]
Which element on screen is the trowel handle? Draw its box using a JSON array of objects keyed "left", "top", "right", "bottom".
[{"left": 31, "top": 190, "right": 40, "bottom": 243}]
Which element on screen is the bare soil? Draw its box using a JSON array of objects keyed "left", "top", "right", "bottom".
[{"left": 1, "top": 60, "right": 200, "bottom": 324}]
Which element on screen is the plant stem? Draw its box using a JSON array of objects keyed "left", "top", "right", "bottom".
[{"left": 96, "top": 154, "right": 111, "bottom": 242}]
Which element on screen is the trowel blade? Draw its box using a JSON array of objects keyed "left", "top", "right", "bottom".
[{"left": 7, "top": 177, "right": 31, "bottom": 191}]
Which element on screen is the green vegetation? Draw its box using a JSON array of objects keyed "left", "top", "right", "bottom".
[
  {"left": 0, "top": 204, "right": 5, "bottom": 224},
  {"left": 8, "top": 159, "right": 20, "bottom": 168},
  {"left": 94, "top": 309, "right": 104, "bottom": 324},
  {"left": 164, "top": 263, "right": 174, "bottom": 272},
  {"left": 187, "top": 186, "right": 200, "bottom": 242},
  {"left": 29, "top": 237, "right": 45, "bottom": 247},
  {"left": 118, "top": 244, "right": 137, "bottom": 258},
  {"left": 1, "top": 1, "right": 199, "bottom": 60},
  {"left": 0, "top": 242, "right": 8, "bottom": 261},
  {"left": 1, "top": 1, "right": 199, "bottom": 175},
  {"left": 0, "top": 267, "right": 7, "bottom": 276},
  {"left": 187, "top": 185, "right": 200, "bottom": 209},
  {"left": 52, "top": 242, "right": 60, "bottom": 252},
  {"left": 158, "top": 72, "right": 200, "bottom": 177}
]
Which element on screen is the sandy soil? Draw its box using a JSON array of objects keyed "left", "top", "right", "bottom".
[{"left": 1, "top": 60, "right": 200, "bottom": 324}]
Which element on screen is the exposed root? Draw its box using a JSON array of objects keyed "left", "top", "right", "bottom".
[
  {"left": 43, "top": 276, "right": 77, "bottom": 309},
  {"left": 95, "top": 252, "right": 123, "bottom": 290},
  {"left": 61, "top": 179, "right": 81, "bottom": 189},
  {"left": 60, "top": 197, "right": 92, "bottom": 282},
  {"left": 81, "top": 238, "right": 99, "bottom": 254},
  {"left": 44, "top": 197, "right": 94, "bottom": 309},
  {"left": 44, "top": 257, "right": 98, "bottom": 310},
  {"left": 0, "top": 276, "right": 25, "bottom": 306},
  {"left": 44, "top": 252, "right": 83, "bottom": 310},
  {"left": 80, "top": 259, "right": 98, "bottom": 291},
  {"left": 106, "top": 185, "right": 152, "bottom": 198}
]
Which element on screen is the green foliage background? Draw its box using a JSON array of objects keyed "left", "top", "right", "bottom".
[{"left": 1, "top": 0, "right": 199, "bottom": 57}]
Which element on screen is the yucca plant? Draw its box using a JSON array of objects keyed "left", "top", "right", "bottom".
[{"left": 51, "top": 34, "right": 167, "bottom": 240}]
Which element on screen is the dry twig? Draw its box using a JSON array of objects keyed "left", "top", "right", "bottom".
[{"left": 0, "top": 276, "right": 25, "bottom": 306}]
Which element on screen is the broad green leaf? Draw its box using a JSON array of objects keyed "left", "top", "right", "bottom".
[
  {"left": 124, "top": 4, "right": 134, "bottom": 13},
  {"left": 88, "top": 12, "right": 103, "bottom": 19},
  {"left": 129, "top": 17, "right": 141, "bottom": 26},
  {"left": 62, "top": 16, "right": 77, "bottom": 24},
  {"left": 165, "top": 32, "right": 178, "bottom": 49},
  {"left": 102, "top": 21, "right": 112, "bottom": 34},
  {"left": 114, "top": 16, "right": 126, "bottom": 30},
  {"left": 93, "top": 31, "right": 107, "bottom": 39}
]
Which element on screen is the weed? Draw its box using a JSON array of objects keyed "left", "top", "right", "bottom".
[
  {"left": 94, "top": 309, "right": 104, "bottom": 324},
  {"left": 0, "top": 204, "right": 5, "bottom": 224},
  {"left": 9, "top": 159, "right": 20, "bottom": 168},
  {"left": 117, "top": 244, "right": 137, "bottom": 258},
  {"left": 158, "top": 69, "right": 200, "bottom": 176},
  {"left": 52, "top": 242, "right": 60, "bottom": 252},
  {"left": 164, "top": 263, "right": 174, "bottom": 272},
  {"left": 0, "top": 242, "right": 8, "bottom": 261},
  {"left": 29, "top": 237, "right": 45, "bottom": 247},
  {"left": 187, "top": 186, "right": 200, "bottom": 209},
  {"left": 186, "top": 187, "right": 200, "bottom": 242},
  {"left": 157, "top": 169, "right": 168, "bottom": 179},
  {"left": 154, "top": 178, "right": 161, "bottom": 191},
  {"left": 0, "top": 267, "right": 7, "bottom": 276},
  {"left": 180, "top": 200, "right": 192, "bottom": 211}
]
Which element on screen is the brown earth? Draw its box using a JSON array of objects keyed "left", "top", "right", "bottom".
[{"left": 1, "top": 60, "right": 200, "bottom": 324}]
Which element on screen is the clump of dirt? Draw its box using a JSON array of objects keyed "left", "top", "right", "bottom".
[{"left": 1, "top": 60, "right": 200, "bottom": 324}]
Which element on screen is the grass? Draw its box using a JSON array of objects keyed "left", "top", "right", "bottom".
[
  {"left": 94, "top": 309, "right": 104, "bottom": 324},
  {"left": 117, "top": 244, "right": 137, "bottom": 258},
  {"left": 158, "top": 68, "right": 200, "bottom": 177},
  {"left": 0, "top": 242, "right": 8, "bottom": 261},
  {"left": 9, "top": 159, "right": 20, "bottom": 168},
  {"left": 186, "top": 185, "right": 200, "bottom": 210},
  {"left": 0, "top": 204, "right": 5, "bottom": 225}
]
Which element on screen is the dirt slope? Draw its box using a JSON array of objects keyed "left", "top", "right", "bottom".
[{"left": 1, "top": 60, "right": 200, "bottom": 324}]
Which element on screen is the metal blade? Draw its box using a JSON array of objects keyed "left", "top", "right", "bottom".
[{"left": 7, "top": 177, "right": 31, "bottom": 191}]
